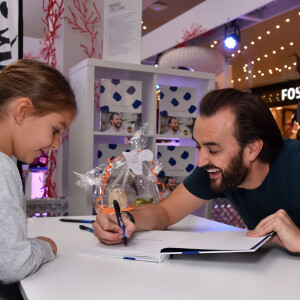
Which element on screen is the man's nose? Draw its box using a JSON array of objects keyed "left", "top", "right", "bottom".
[{"left": 196, "top": 150, "right": 210, "bottom": 167}]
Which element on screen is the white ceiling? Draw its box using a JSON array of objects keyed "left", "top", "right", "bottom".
[{"left": 23, "top": 0, "right": 300, "bottom": 90}]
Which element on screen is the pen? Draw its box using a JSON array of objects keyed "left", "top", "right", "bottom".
[
  {"left": 59, "top": 218, "right": 95, "bottom": 224},
  {"left": 79, "top": 225, "right": 94, "bottom": 233},
  {"left": 113, "top": 200, "right": 128, "bottom": 246}
]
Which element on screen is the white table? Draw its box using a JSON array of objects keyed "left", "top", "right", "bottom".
[{"left": 20, "top": 215, "right": 300, "bottom": 300}]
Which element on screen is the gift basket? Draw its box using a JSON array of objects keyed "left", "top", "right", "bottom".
[{"left": 75, "top": 124, "right": 164, "bottom": 214}]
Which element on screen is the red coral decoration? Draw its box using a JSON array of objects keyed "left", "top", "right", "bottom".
[
  {"left": 41, "top": 151, "right": 57, "bottom": 198},
  {"left": 41, "top": 0, "right": 64, "bottom": 67},
  {"left": 177, "top": 23, "right": 207, "bottom": 48},
  {"left": 65, "top": 0, "right": 102, "bottom": 58},
  {"left": 40, "top": 0, "right": 64, "bottom": 198}
]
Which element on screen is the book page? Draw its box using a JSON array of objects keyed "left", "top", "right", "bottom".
[
  {"left": 78, "top": 230, "right": 198, "bottom": 262},
  {"left": 165, "top": 230, "right": 271, "bottom": 252}
]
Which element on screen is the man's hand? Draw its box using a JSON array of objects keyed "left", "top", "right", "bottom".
[
  {"left": 36, "top": 236, "right": 57, "bottom": 255},
  {"left": 92, "top": 211, "right": 136, "bottom": 245},
  {"left": 247, "top": 209, "right": 300, "bottom": 252}
]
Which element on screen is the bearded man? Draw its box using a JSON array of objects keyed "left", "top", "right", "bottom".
[{"left": 93, "top": 88, "right": 300, "bottom": 253}]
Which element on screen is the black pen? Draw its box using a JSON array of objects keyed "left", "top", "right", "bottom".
[
  {"left": 79, "top": 225, "right": 94, "bottom": 233},
  {"left": 59, "top": 218, "right": 95, "bottom": 224},
  {"left": 113, "top": 200, "right": 127, "bottom": 246}
]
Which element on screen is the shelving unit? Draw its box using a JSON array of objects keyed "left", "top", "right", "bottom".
[{"left": 68, "top": 58, "right": 215, "bottom": 215}]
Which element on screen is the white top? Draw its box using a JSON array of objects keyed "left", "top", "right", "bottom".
[
  {"left": 0, "top": 152, "right": 54, "bottom": 286},
  {"left": 104, "top": 126, "right": 127, "bottom": 133},
  {"left": 164, "top": 129, "right": 178, "bottom": 135},
  {"left": 20, "top": 215, "right": 300, "bottom": 300}
]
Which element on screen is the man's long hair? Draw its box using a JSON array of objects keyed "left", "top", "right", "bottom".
[{"left": 199, "top": 88, "right": 283, "bottom": 163}]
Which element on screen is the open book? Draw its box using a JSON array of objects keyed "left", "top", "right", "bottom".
[{"left": 78, "top": 230, "right": 272, "bottom": 263}]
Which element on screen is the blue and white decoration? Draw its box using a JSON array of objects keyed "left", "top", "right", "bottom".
[
  {"left": 157, "top": 145, "right": 195, "bottom": 176},
  {"left": 0, "top": 0, "right": 20, "bottom": 69},
  {"left": 100, "top": 79, "right": 142, "bottom": 113},
  {"left": 159, "top": 85, "right": 197, "bottom": 118},
  {"left": 97, "top": 144, "right": 132, "bottom": 166}
]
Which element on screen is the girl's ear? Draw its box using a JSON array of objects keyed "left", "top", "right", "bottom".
[
  {"left": 14, "top": 97, "right": 33, "bottom": 124},
  {"left": 245, "top": 139, "right": 263, "bottom": 162}
]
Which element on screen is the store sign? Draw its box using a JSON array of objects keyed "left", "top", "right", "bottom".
[{"left": 281, "top": 86, "right": 300, "bottom": 101}]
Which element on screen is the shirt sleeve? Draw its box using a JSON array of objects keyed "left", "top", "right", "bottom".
[
  {"left": 0, "top": 155, "right": 55, "bottom": 284},
  {"left": 183, "top": 167, "right": 225, "bottom": 199}
]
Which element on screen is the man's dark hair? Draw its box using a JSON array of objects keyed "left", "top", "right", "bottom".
[
  {"left": 168, "top": 116, "right": 177, "bottom": 125},
  {"left": 199, "top": 88, "right": 284, "bottom": 163},
  {"left": 109, "top": 112, "right": 120, "bottom": 122}
]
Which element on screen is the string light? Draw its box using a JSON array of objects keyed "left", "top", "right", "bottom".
[
  {"left": 239, "top": 41, "right": 297, "bottom": 83},
  {"left": 223, "top": 11, "right": 299, "bottom": 85}
]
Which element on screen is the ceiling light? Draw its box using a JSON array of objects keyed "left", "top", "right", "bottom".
[
  {"left": 223, "top": 21, "right": 240, "bottom": 50},
  {"left": 266, "top": 31, "right": 270, "bottom": 34},
  {"left": 286, "top": 18, "right": 290, "bottom": 22},
  {"left": 150, "top": 2, "right": 168, "bottom": 12}
]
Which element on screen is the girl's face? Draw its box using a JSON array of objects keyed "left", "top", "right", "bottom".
[{"left": 13, "top": 108, "right": 75, "bottom": 164}]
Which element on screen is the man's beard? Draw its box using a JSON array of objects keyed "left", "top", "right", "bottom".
[{"left": 208, "top": 148, "right": 249, "bottom": 193}]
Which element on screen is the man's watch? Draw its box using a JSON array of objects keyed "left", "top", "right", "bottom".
[{"left": 121, "top": 211, "right": 135, "bottom": 224}]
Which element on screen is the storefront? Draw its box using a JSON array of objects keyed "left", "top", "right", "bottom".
[{"left": 251, "top": 81, "right": 300, "bottom": 135}]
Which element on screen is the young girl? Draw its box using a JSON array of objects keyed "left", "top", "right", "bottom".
[{"left": 0, "top": 59, "right": 77, "bottom": 295}]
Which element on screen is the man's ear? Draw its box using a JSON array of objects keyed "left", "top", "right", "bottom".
[
  {"left": 14, "top": 97, "right": 33, "bottom": 124},
  {"left": 245, "top": 139, "right": 263, "bottom": 162}
]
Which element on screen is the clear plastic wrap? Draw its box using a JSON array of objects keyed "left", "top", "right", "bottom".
[{"left": 75, "top": 124, "right": 164, "bottom": 214}]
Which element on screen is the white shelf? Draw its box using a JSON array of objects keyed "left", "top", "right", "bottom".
[{"left": 69, "top": 58, "right": 215, "bottom": 215}]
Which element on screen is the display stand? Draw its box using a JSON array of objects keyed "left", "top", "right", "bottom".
[{"left": 68, "top": 58, "right": 215, "bottom": 215}]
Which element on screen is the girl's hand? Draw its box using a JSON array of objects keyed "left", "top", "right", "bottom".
[{"left": 36, "top": 236, "right": 57, "bottom": 255}]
